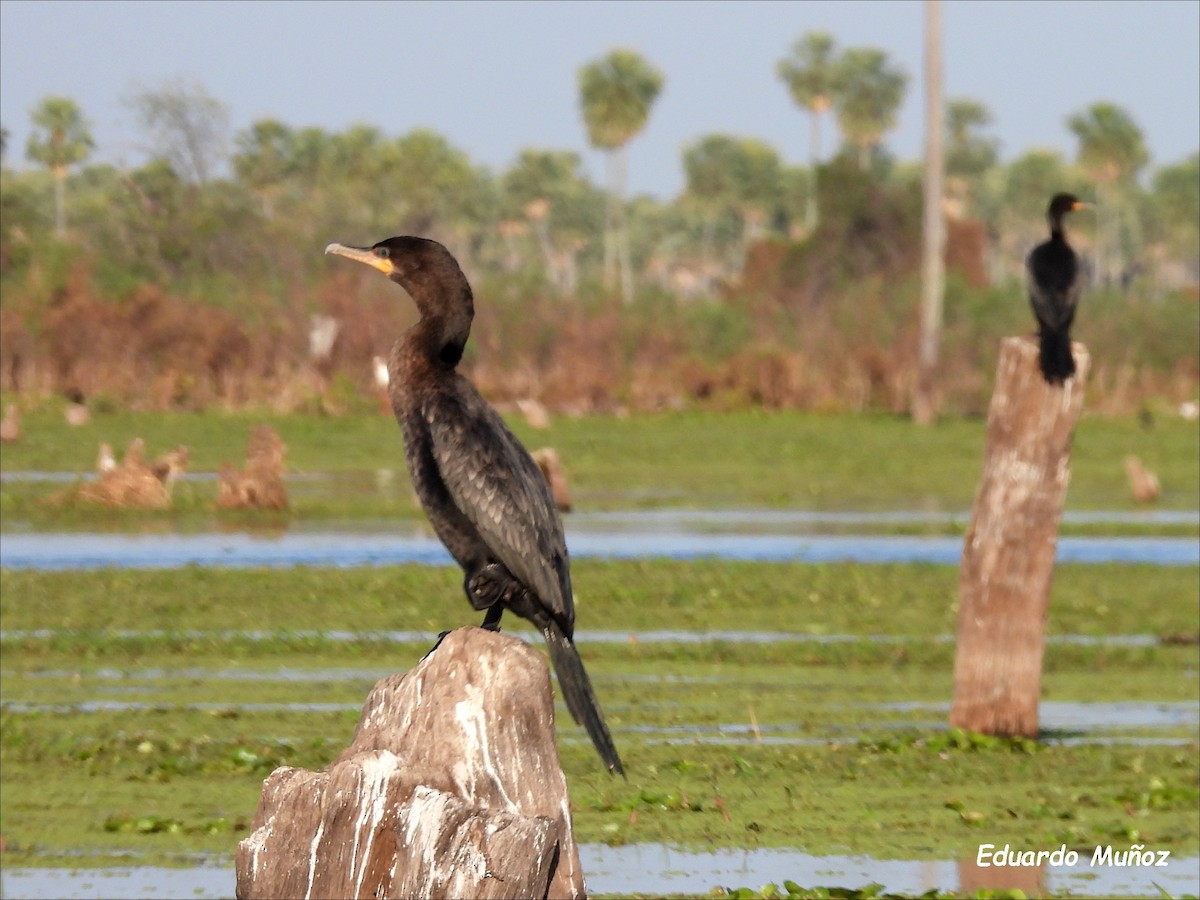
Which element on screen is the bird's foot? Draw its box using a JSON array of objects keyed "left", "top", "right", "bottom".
[
  {"left": 480, "top": 605, "right": 504, "bottom": 632},
  {"left": 466, "top": 562, "right": 518, "bottom": 611}
]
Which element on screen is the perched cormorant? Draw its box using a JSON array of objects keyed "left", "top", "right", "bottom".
[
  {"left": 1026, "top": 192, "right": 1089, "bottom": 384},
  {"left": 325, "top": 236, "right": 624, "bottom": 776}
]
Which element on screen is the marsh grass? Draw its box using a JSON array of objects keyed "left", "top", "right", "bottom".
[
  {"left": 1, "top": 410, "right": 1197, "bottom": 890},
  {"left": 3, "top": 562, "right": 1196, "bottom": 638},
  {"left": 1, "top": 561, "right": 1196, "bottom": 869},
  {"left": 1, "top": 411, "right": 1198, "bottom": 530}
]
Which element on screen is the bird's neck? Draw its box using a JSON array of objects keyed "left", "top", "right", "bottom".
[
  {"left": 1048, "top": 215, "right": 1067, "bottom": 242},
  {"left": 407, "top": 281, "right": 474, "bottom": 369}
]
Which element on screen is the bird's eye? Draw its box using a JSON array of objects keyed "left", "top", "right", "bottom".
[{"left": 374, "top": 247, "right": 390, "bottom": 259}]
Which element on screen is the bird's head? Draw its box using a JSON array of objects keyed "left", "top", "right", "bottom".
[
  {"left": 1048, "top": 193, "right": 1090, "bottom": 217},
  {"left": 324, "top": 236, "right": 450, "bottom": 289},
  {"left": 325, "top": 235, "right": 474, "bottom": 357}
]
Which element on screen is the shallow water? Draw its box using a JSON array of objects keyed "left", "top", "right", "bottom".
[
  {"left": 2, "top": 845, "right": 1196, "bottom": 899},
  {"left": 1, "top": 529, "right": 1196, "bottom": 570}
]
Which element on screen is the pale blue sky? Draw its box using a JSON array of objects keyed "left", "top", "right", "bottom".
[{"left": 1, "top": 0, "right": 1197, "bottom": 199}]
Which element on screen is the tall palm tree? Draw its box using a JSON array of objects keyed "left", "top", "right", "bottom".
[
  {"left": 945, "top": 98, "right": 998, "bottom": 216},
  {"left": 1067, "top": 102, "right": 1148, "bottom": 185},
  {"left": 776, "top": 31, "right": 839, "bottom": 230},
  {"left": 578, "top": 48, "right": 664, "bottom": 302},
  {"left": 26, "top": 96, "right": 94, "bottom": 237},
  {"left": 1067, "top": 102, "right": 1148, "bottom": 284},
  {"left": 831, "top": 48, "right": 908, "bottom": 171}
]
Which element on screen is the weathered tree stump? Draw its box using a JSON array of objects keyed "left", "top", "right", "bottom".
[
  {"left": 217, "top": 424, "right": 289, "bottom": 511},
  {"left": 236, "top": 627, "right": 586, "bottom": 900},
  {"left": 950, "top": 336, "right": 1089, "bottom": 737},
  {"left": 532, "top": 447, "right": 573, "bottom": 513},
  {"left": 76, "top": 437, "right": 174, "bottom": 509}
]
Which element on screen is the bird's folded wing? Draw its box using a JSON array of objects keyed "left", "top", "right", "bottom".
[{"left": 423, "top": 388, "right": 572, "bottom": 620}]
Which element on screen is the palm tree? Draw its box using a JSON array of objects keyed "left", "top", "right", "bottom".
[
  {"left": 1067, "top": 102, "right": 1148, "bottom": 285},
  {"left": 776, "top": 31, "right": 839, "bottom": 230},
  {"left": 578, "top": 49, "right": 664, "bottom": 301},
  {"left": 26, "top": 96, "right": 94, "bottom": 236},
  {"left": 1067, "top": 102, "right": 1148, "bottom": 186},
  {"left": 831, "top": 48, "right": 908, "bottom": 171},
  {"left": 945, "top": 98, "right": 998, "bottom": 216}
]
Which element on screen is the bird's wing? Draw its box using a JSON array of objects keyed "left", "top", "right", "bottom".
[
  {"left": 423, "top": 382, "right": 572, "bottom": 623},
  {"left": 1026, "top": 243, "right": 1080, "bottom": 328}
]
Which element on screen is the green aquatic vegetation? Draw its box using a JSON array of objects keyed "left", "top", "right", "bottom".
[
  {"left": 2, "top": 561, "right": 1197, "bottom": 640},
  {"left": 710, "top": 884, "right": 1034, "bottom": 899},
  {"left": 2, "top": 410, "right": 1198, "bottom": 529},
  {"left": 1, "top": 550, "right": 1196, "bottom": 875}
]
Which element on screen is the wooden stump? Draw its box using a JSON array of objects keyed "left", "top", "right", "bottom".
[
  {"left": 236, "top": 628, "right": 587, "bottom": 899},
  {"left": 950, "top": 336, "right": 1089, "bottom": 737}
]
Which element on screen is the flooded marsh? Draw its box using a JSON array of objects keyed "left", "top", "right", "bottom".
[{"left": 1, "top": 411, "right": 1197, "bottom": 896}]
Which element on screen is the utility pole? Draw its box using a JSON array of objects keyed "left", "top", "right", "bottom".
[{"left": 913, "top": 0, "right": 945, "bottom": 425}]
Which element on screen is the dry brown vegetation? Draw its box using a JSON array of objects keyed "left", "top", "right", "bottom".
[
  {"left": 67, "top": 437, "right": 187, "bottom": 510},
  {"left": 216, "top": 424, "right": 289, "bottom": 511},
  {"left": 1, "top": 176, "right": 1194, "bottom": 419}
]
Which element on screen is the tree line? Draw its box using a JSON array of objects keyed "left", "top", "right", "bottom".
[
  {"left": 4, "top": 38, "right": 1197, "bottom": 296},
  {"left": 0, "top": 39, "right": 1196, "bottom": 416}
]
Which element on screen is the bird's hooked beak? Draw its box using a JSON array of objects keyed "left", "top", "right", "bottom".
[
  {"left": 1072, "top": 200, "right": 1093, "bottom": 211},
  {"left": 325, "top": 242, "right": 394, "bottom": 276}
]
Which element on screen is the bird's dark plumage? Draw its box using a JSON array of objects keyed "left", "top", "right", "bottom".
[
  {"left": 1026, "top": 192, "right": 1087, "bottom": 384},
  {"left": 325, "top": 235, "right": 624, "bottom": 776}
]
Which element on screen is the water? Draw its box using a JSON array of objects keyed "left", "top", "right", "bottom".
[
  {"left": 2, "top": 846, "right": 1196, "bottom": 899},
  {"left": 1, "top": 529, "right": 1196, "bottom": 570}
]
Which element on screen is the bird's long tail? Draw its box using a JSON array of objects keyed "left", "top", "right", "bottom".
[
  {"left": 1038, "top": 327, "right": 1076, "bottom": 385},
  {"left": 544, "top": 621, "right": 624, "bottom": 776}
]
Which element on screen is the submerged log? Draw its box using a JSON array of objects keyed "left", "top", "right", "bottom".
[
  {"left": 236, "top": 627, "right": 586, "bottom": 900},
  {"left": 950, "top": 336, "right": 1089, "bottom": 738}
]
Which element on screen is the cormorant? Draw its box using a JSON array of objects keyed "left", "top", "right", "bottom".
[
  {"left": 1026, "top": 192, "right": 1089, "bottom": 384},
  {"left": 325, "top": 236, "right": 624, "bottom": 776}
]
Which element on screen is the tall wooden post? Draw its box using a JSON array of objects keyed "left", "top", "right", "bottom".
[{"left": 950, "top": 336, "right": 1089, "bottom": 737}]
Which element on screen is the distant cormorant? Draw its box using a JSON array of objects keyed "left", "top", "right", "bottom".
[
  {"left": 1026, "top": 192, "right": 1088, "bottom": 384},
  {"left": 325, "top": 236, "right": 624, "bottom": 776}
]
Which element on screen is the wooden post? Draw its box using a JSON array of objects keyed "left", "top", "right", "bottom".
[
  {"left": 950, "top": 336, "right": 1089, "bottom": 737},
  {"left": 236, "top": 628, "right": 587, "bottom": 900}
]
